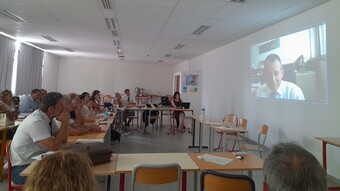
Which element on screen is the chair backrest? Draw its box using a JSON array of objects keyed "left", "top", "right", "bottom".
[
  {"left": 222, "top": 114, "right": 239, "bottom": 127},
  {"left": 238, "top": 118, "right": 248, "bottom": 129},
  {"left": 5, "top": 141, "right": 24, "bottom": 191},
  {"left": 131, "top": 163, "right": 182, "bottom": 191},
  {"left": 200, "top": 170, "right": 255, "bottom": 191},
  {"left": 258, "top": 124, "right": 269, "bottom": 148}
]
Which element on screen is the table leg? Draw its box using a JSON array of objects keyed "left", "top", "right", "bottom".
[
  {"left": 182, "top": 171, "right": 187, "bottom": 191},
  {"left": 208, "top": 127, "right": 212, "bottom": 152},
  {"left": 106, "top": 175, "right": 111, "bottom": 191},
  {"left": 199, "top": 123, "right": 203, "bottom": 152},
  {"left": 322, "top": 141, "right": 327, "bottom": 173},
  {"left": 247, "top": 171, "right": 252, "bottom": 178},
  {"left": 0, "top": 128, "right": 8, "bottom": 179},
  {"left": 119, "top": 173, "right": 125, "bottom": 191},
  {"left": 222, "top": 132, "right": 228, "bottom": 152},
  {"left": 193, "top": 171, "right": 197, "bottom": 191}
]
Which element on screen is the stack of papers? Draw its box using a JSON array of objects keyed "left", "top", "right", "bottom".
[
  {"left": 76, "top": 139, "right": 104, "bottom": 143},
  {"left": 197, "top": 154, "right": 233, "bottom": 165}
]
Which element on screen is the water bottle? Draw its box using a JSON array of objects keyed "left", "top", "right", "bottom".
[
  {"left": 201, "top": 105, "right": 205, "bottom": 119},
  {"left": 104, "top": 107, "right": 109, "bottom": 121}
]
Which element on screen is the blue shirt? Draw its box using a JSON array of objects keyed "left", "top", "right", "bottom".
[{"left": 19, "top": 96, "right": 39, "bottom": 113}]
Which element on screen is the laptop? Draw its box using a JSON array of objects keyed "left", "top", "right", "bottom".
[{"left": 181, "top": 102, "right": 190, "bottom": 109}]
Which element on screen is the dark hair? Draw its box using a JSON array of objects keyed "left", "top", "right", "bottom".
[
  {"left": 263, "top": 142, "right": 327, "bottom": 191},
  {"left": 124, "top": 89, "right": 130, "bottom": 93},
  {"left": 31, "top": 89, "right": 41, "bottom": 95},
  {"left": 79, "top": 92, "right": 89, "bottom": 100},
  {"left": 0, "top": 89, "right": 12, "bottom": 100},
  {"left": 90, "top": 90, "right": 100, "bottom": 100},
  {"left": 173, "top": 91, "right": 180, "bottom": 98},
  {"left": 264, "top": 54, "right": 282, "bottom": 67},
  {"left": 39, "top": 92, "right": 63, "bottom": 112}
]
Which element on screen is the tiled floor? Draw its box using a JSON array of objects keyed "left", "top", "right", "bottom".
[{"left": 1, "top": 120, "right": 266, "bottom": 191}]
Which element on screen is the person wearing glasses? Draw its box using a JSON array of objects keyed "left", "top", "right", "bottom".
[
  {"left": 255, "top": 54, "right": 305, "bottom": 100},
  {"left": 9, "top": 92, "right": 69, "bottom": 185}
]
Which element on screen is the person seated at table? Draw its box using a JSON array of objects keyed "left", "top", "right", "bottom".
[
  {"left": 19, "top": 89, "right": 42, "bottom": 113},
  {"left": 79, "top": 92, "right": 96, "bottom": 122},
  {"left": 62, "top": 93, "right": 102, "bottom": 136},
  {"left": 88, "top": 90, "right": 102, "bottom": 113},
  {"left": 263, "top": 142, "right": 327, "bottom": 191},
  {"left": 40, "top": 88, "right": 47, "bottom": 99},
  {"left": 170, "top": 91, "right": 185, "bottom": 133},
  {"left": 10, "top": 92, "right": 69, "bottom": 185},
  {"left": 24, "top": 151, "right": 98, "bottom": 191},
  {"left": 0, "top": 89, "right": 20, "bottom": 139},
  {"left": 122, "top": 89, "right": 136, "bottom": 128}
]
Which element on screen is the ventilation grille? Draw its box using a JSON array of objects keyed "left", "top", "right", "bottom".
[
  {"left": 101, "top": 0, "right": 112, "bottom": 9},
  {"left": 174, "top": 44, "right": 185, "bottom": 50},
  {"left": 113, "top": 40, "right": 120, "bottom": 47},
  {"left": 64, "top": 48, "right": 74, "bottom": 52},
  {"left": 230, "top": 0, "right": 246, "bottom": 3},
  {"left": 1, "top": 10, "right": 26, "bottom": 23},
  {"left": 41, "top": 35, "right": 58, "bottom": 42},
  {"left": 105, "top": 18, "right": 117, "bottom": 30},
  {"left": 191, "top": 25, "right": 211, "bottom": 35}
]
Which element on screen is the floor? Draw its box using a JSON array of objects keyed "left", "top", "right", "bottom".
[{"left": 1, "top": 119, "right": 267, "bottom": 191}]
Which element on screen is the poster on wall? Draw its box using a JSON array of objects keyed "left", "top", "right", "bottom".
[{"left": 183, "top": 74, "right": 199, "bottom": 93}]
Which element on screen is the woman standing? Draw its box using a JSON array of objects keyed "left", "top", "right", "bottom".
[{"left": 170, "top": 91, "right": 185, "bottom": 133}]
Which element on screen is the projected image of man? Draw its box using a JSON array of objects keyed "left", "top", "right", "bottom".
[{"left": 256, "top": 54, "right": 305, "bottom": 100}]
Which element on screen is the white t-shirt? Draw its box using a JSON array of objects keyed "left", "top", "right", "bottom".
[{"left": 10, "top": 110, "right": 59, "bottom": 166}]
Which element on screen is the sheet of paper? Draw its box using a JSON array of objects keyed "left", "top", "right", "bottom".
[
  {"left": 197, "top": 154, "right": 233, "bottom": 165},
  {"left": 76, "top": 138, "right": 104, "bottom": 143}
]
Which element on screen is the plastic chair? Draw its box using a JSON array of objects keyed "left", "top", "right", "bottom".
[
  {"left": 131, "top": 163, "right": 182, "bottom": 191},
  {"left": 200, "top": 170, "right": 255, "bottom": 191},
  {"left": 225, "top": 118, "right": 248, "bottom": 151},
  {"left": 239, "top": 124, "right": 269, "bottom": 158},
  {"left": 5, "top": 141, "right": 24, "bottom": 191},
  {"left": 214, "top": 114, "right": 239, "bottom": 151}
]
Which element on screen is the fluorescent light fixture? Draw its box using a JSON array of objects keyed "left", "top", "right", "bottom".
[{"left": 1, "top": 10, "right": 26, "bottom": 23}]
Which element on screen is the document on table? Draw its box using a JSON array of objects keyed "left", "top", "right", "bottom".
[
  {"left": 197, "top": 154, "right": 233, "bottom": 165},
  {"left": 76, "top": 138, "right": 104, "bottom": 143}
]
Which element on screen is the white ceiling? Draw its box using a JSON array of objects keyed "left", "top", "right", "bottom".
[{"left": 0, "top": 0, "right": 329, "bottom": 65}]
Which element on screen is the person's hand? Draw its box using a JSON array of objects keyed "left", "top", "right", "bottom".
[
  {"left": 89, "top": 125, "right": 104, "bottom": 133},
  {"left": 59, "top": 109, "right": 70, "bottom": 126}
]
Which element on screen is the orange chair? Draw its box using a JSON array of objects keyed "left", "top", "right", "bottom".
[
  {"left": 200, "top": 170, "right": 255, "bottom": 191},
  {"left": 214, "top": 114, "right": 239, "bottom": 151},
  {"left": 5, "top": 141, "right": 24, "bottom": 191},
  {"left": 239, "top": 124, "right": 269, "bottom": 158}
]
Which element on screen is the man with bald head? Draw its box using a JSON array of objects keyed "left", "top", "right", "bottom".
[{"left": 255, "top": 54, "right": 305, "bottom": 100}]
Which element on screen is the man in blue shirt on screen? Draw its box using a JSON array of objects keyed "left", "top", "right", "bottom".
[{"left": 256, "top": 54, "right": 305, "bottom": 100}]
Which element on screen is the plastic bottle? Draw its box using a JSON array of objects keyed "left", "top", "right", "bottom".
[
  {"left": 201, "top": 105, "right": 205, "bottom": 119},
  {"left": 104, "top": 107, "right": 109, "bottom": 121}
]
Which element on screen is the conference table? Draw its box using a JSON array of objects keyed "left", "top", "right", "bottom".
[
  {"left": 190, "top": 115, "right": 222, "bottom": 152},
  {"left": 21, "top": 151, "right": 263, "bottom": 191},
  {"left": 315, "top": 137, "right": 340, "bottom": 190}
]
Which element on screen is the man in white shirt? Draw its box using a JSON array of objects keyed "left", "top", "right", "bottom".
[
  {"left": 256, "top": 54, "right": 305, "bottom": 100},
  {"left": 10, "top": 92, "right": 69, "bottom": 185},
  {"left": 122, "top": 89, "right": 136, "bottom": 128}
]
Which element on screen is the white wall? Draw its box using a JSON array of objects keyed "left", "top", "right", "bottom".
[
  {"left": 181, "top": 0, "right": 340, "bottom": 177},
  {"left": 57, "top": 57, "right": 174, "bottom": 96},
  {"left": 41, "top": 53, "right": 60, "bottom": 92}
]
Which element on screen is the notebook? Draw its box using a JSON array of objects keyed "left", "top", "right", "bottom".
[{"left": 181, "top": 102, "right": 190, "bottom": 109}]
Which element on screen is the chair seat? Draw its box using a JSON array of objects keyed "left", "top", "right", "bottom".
[{"left": 243, "top": 144, "right": 263, "bottom": 151}]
